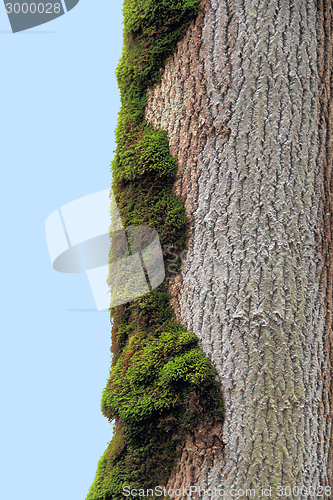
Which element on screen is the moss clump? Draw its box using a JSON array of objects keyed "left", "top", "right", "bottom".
[
  {"left": 89, "top": 321, "right": 223, "bottom": 498},
  {"left": 86, "top": 1, "right": 225, "bottom": 499},
  {"left": 116, "top": 129, "right": 178, "bottom": 182}
]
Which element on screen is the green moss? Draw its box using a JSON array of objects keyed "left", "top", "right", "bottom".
[
  {"left": 87, "top": 319, "right": 223, "bottom": 500},
  {"left": 86, "top": 1, "right": 225, "bottom": 499},
  {"left": 116, "top": 129, "right": 178, "bottom": 182},
  {"left": 102, "top": 325, "right": 221, "bottom": 422}
]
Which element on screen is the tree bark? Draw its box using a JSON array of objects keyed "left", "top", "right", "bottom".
[{"left": 145, "top": 0, "right": 333, "bottom": 497}]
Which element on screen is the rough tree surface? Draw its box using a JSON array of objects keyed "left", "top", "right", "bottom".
[{"left": 146, "top": 0, "right": 333, "bottom": 496}]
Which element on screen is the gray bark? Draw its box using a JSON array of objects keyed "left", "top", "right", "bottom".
[{"left": 145, "top": 0, "right": 333, "bottom": 497}]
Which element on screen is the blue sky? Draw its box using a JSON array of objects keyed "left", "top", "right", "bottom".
[{"left": 0, "top": 2, "right": 123, "bottom": 498}]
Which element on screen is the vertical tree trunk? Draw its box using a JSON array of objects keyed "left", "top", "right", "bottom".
[{"left": 145, "top": 0, "right": 333, "bottom": 496}]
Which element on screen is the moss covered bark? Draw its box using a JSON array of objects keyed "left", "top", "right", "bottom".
[{"left": 85, "top": 2, "right": 224, "bottom": 499}]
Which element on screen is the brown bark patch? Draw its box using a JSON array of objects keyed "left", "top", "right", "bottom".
[{"left": 166, "top": 422, "right": 224, "bottom": 498}]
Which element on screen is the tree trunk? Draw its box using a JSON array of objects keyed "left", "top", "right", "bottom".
[{"left": 145, "top": 0, "right": 333, "bottom": 496}]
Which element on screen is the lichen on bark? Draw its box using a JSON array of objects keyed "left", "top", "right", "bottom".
[{"left": 85, "top": 2, "right": 224, "bottom": 499}]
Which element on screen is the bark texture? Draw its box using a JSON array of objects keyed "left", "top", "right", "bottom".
[
  {"left": 318, "top": 0, "right": 333, "bottom": 495},
  {"left": 145, "top": 0, "right": 333, "bottom": 496}
]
